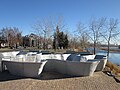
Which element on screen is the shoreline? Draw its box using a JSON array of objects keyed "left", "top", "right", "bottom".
[{"left": 101, "top": 48, "right": 120, "bottom": 53}]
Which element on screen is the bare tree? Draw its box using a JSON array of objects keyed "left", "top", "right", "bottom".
[
  {"left": 0, "top": 28, "right": 8, "bottom": 48},
  {"left": 15, "top": 29, "right": 22, "bottom": 46},
  {"left": 76, "top": 22, "right": 89, "bottom": 51},
  {"left": 33, "top": 16, "right": 67, "bottom": 50},
  {"left": 67, "top": 32, "right": 79, "bottom": 50},
  {"left": 88, "top": 18, "right": 106, "bottom": 54},
  {"left": 52, "top": 16, "right": 66, "bottom": 32},
  {"left": 33, "top": 18, "right": 53, "bottom": 49},
  {"left": 2, "top": 27, "right": 22, "bottom": 49},
  {"left": 101, "top": 18, "right": 120, "bottom": 57}
]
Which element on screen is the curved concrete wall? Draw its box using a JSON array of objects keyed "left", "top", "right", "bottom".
[
  {"left": 82, "top": 55, "right": 107, "bottom": 71},
  {"left": 81, "top": 55, "right": 96, "bottom": 60},
  {"left": 66, "top": 61, "right": 99, "bottom": 76},
  {"left": 3, "top": 60, "right": 47, "bottom": 78},
  {"left": 0, "top": 57, "right": 3, "bottom": 72},
  {"left": 96, "top": 59, "right": 107, "bottom": 71},
  {"left": 44, "top": 59, "right": 99, "bottom": 76},
  {"left": 36, "top": 54, "right": 71, "bottom": 61},
  {"left": 1, "top": 51, "right": 19, "bottom": 57},
  {"left": 88, "top": 59, "right": 107, "bottom": 71},
  {"left": 0, "top": 51, "right": 20, "bottom": 61}
]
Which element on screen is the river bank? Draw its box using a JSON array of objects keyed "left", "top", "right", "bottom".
[
  {"left": 105, "top": 61, "right": 120, "bottom": 77},
  {"left": 101, "top": 48, "right": 120, "bottom": 53}
]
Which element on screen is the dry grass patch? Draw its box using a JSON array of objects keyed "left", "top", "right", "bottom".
[{"left": 106, "top": 61, "right": 120, "bottom": 77}]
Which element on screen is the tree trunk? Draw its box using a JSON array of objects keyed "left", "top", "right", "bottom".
[
  {"left": 107, "top": 41, "right": 110, "bottom": 57},
  {"left": 0, "top": 42, "right": 1, "bottom": 48},
  {"left": 93, "top": 41, "right": 96, "bottom": 54},
  {"left": 43, "top": 34, "right": 46, "bottom": 50}
]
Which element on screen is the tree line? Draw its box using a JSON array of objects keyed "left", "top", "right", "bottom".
[
  {"left": 0, "top": 25, "right": 69, "bottom": 50},
  {"left": 75, "top": 18, "right": 120, "bottom": 56},
  {"left": 0, "top": 17, "right": 120, "bottom": 57},
  {"left": 0, "top": 27, "right": 22, "bottom": 49}
]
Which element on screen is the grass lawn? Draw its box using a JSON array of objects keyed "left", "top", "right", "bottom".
[{"left": 0, "top": 47, "right": 67, "bottom": 53}]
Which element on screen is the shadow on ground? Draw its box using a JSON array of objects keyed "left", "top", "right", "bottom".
[
  {"left": 0, "top": 71, "right": 75, "bottom": 82},
  {"left": 0, "top": 71, "right": 27, "bottom": 82},
  {"left": 39, "top": 71, "right": 72, "bottom": 80},
  {"left": 103, "top": 71, "right": 120, "bottom": 83}
]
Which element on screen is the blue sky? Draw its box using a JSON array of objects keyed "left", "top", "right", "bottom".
[{"left": 0, "top": 0, "right": 120, "bottom": 36}]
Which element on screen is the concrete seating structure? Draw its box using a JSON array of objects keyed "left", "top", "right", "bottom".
[
  {"left": 0, "top": 51, "right": 107, "bottom": 78},
  {"left": 3, "top": 60, "right": 47, "bottom": 78},
  {"left": 81, "top": 55, "right": 107, "bottom": 71},
  {"left": 43, "top": 54, "right": 105, "bottom": 76},
  {"left": 36, "top": 54, "right": 71, "bottom": 61},
  {"left": 44, "top": 59, "right": 100, "bottom": 76},
  {"left": 1, "top": 51, "right": 20, "bottom": 61}
]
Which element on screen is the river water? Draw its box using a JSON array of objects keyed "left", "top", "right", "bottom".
[{"left": 97, "top": 51, "right": 120, "bottom": 65}]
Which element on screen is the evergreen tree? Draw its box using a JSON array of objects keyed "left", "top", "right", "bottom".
[
  {"left": 53, "top": 26, "right": 69, "bottom": 49},
  {"left": 64, "top": 34, "right": 69, "bottom": 49},
  {"left": 53, "top": 32, "right": 56, "bottom": 49}
]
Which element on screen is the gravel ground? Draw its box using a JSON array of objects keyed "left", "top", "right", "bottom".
[{"left": 0, "top": 71, "right": 120, "bottom": 90}]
